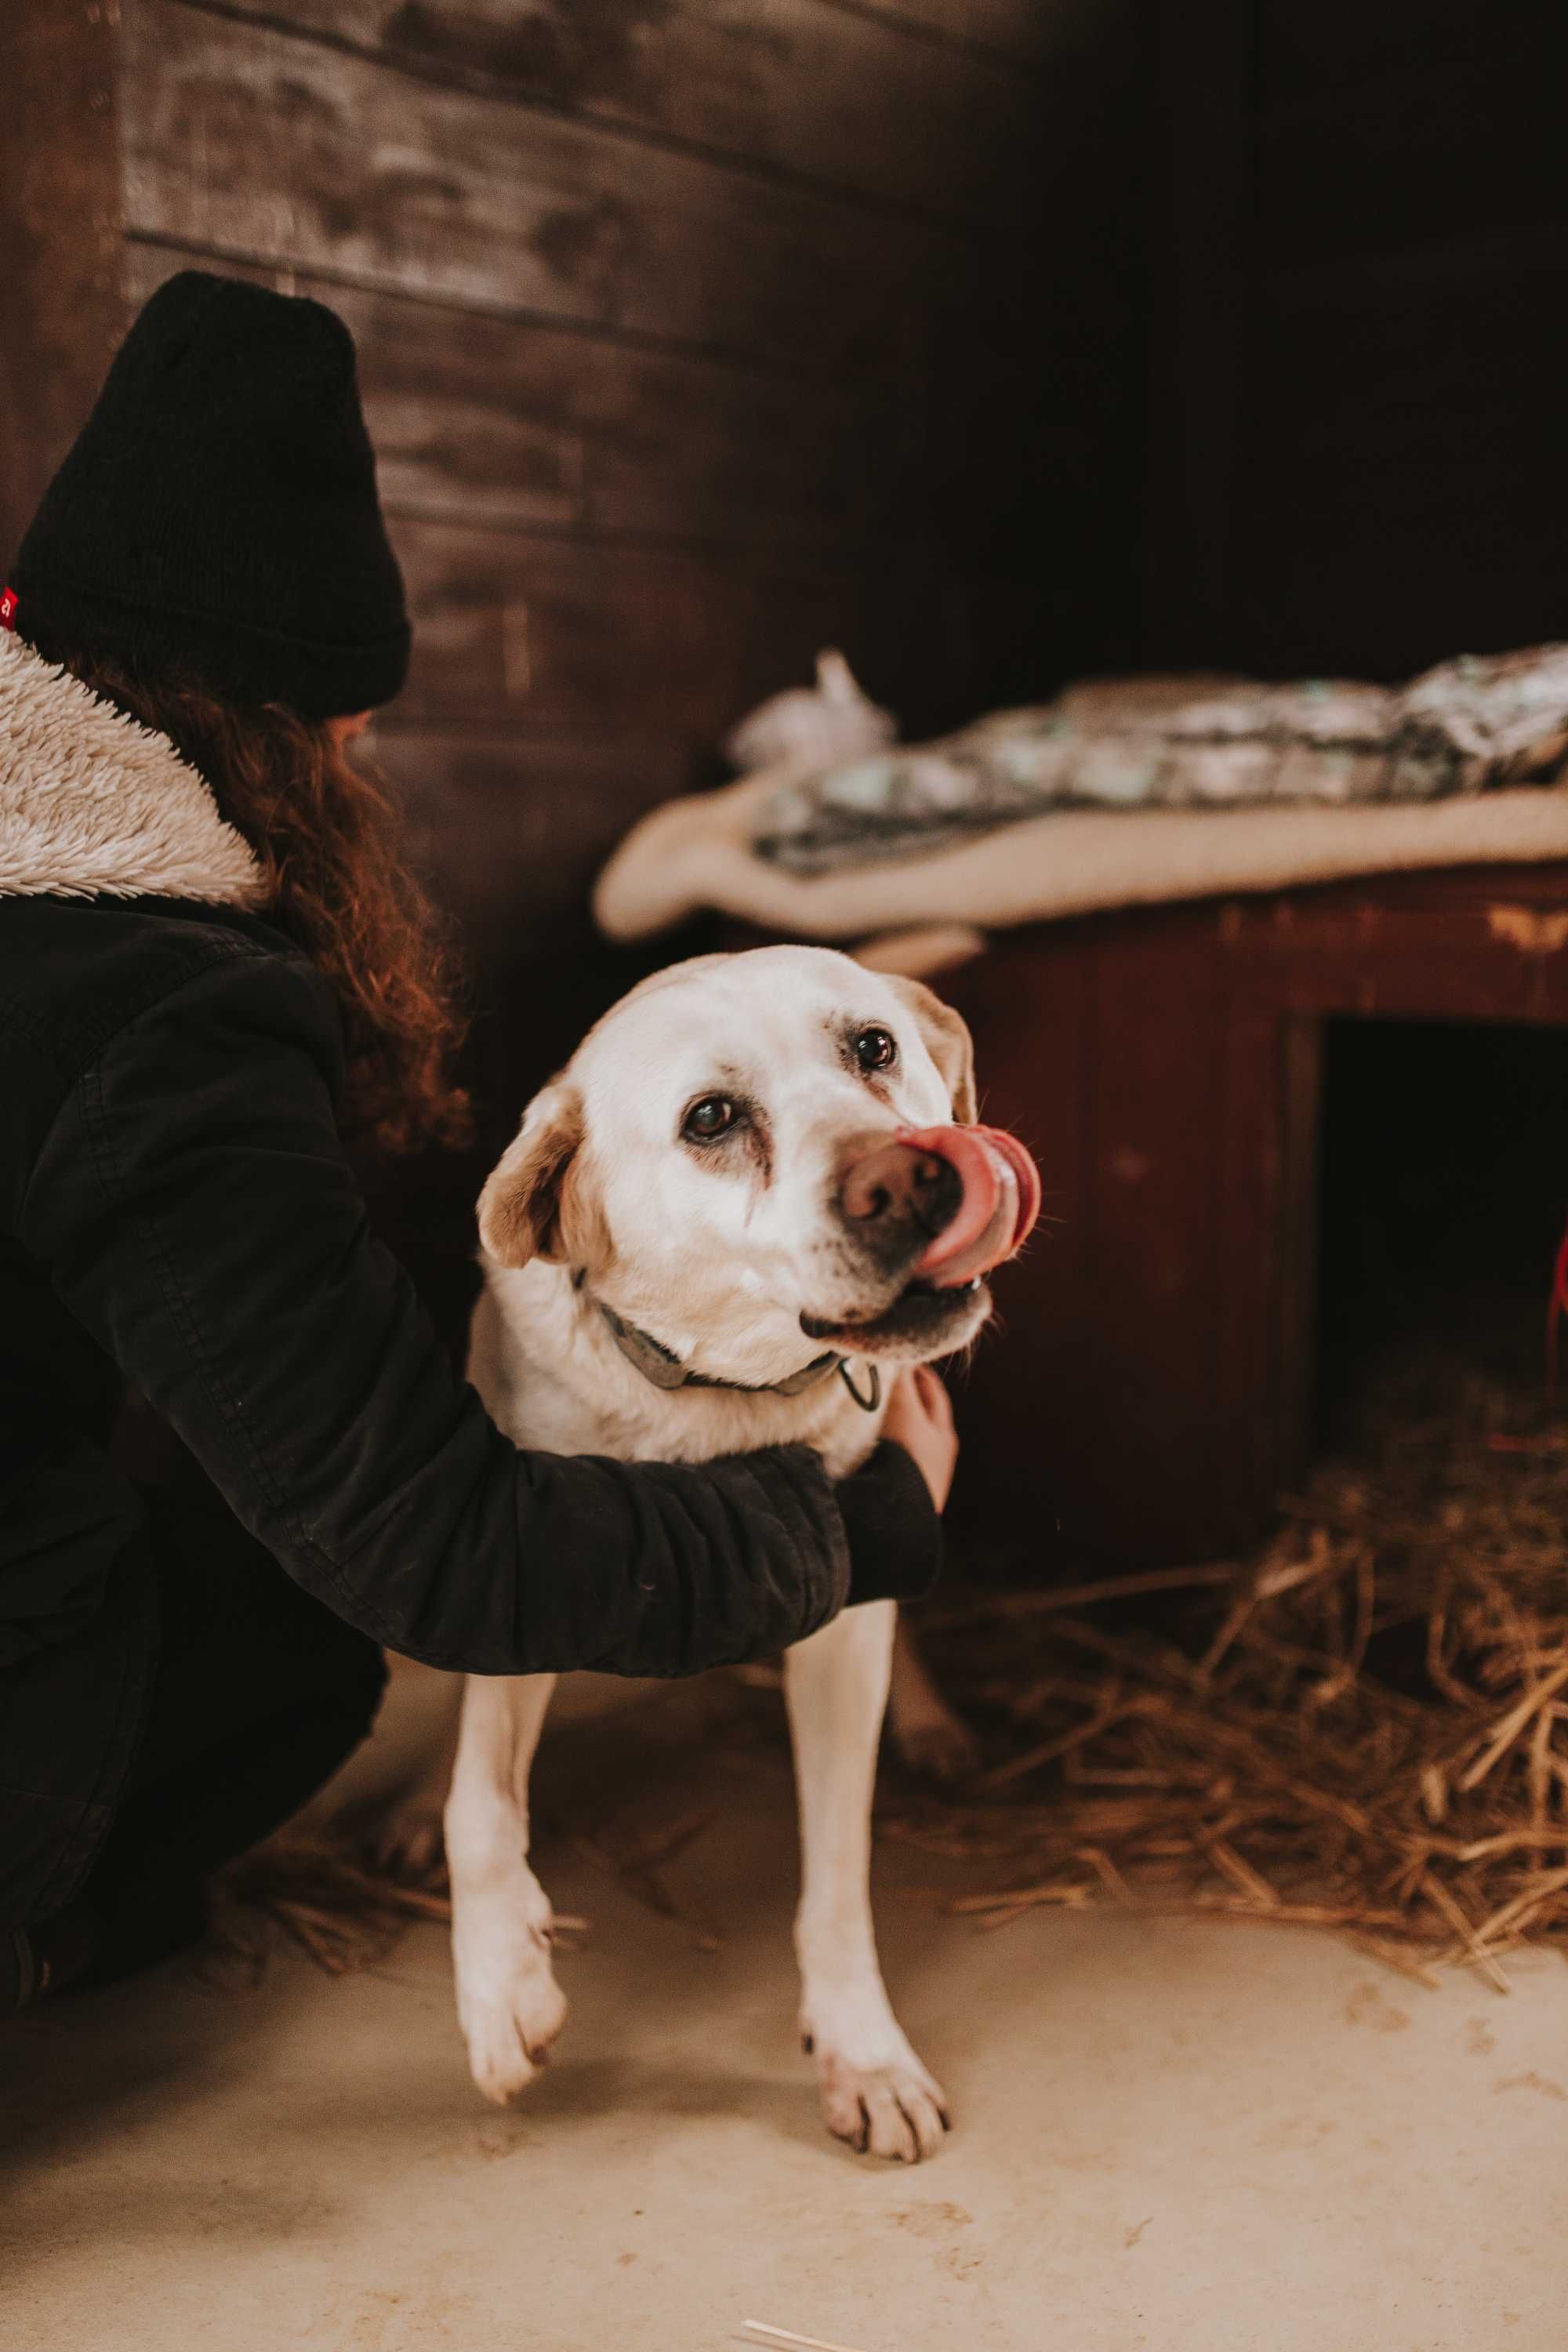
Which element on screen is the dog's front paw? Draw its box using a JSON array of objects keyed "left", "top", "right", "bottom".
[
  {"left": 460, "top": 1964, "right": 569, "bottom": 2106},
  {"left": 805, "top": 2025, "right": 951, "bottom": 2162},
  {"left": 453, "top": 1887, "right": 569, "bottom": 2105}
]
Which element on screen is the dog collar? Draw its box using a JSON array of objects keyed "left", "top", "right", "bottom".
[{"left": 591, "top": 1296, "right": 880, "bottom": 1411}]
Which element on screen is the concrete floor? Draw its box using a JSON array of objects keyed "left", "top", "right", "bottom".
[{"left": 4, "top": 1679, "right": 1565, "bottom": 2352}]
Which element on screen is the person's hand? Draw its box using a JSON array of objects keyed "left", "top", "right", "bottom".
[{"left": 880, "top": 1364, "right": 958, "bottom": 1513}]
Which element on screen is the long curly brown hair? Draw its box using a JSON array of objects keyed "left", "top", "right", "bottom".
[{"left": 48, "top": 647, "right": 471, "bottom": 1156}]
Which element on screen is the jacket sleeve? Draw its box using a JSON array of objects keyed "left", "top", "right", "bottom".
[
  {"left": 18, "top": 947, "right": 938, "bottom": 1676},
  {"left": 833, "top": 1439, "right": 942, "bottom": 1607}
]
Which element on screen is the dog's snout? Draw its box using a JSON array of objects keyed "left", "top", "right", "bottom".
[{"left": 839, "top": 1138, "right": 960, "bottom": 1236}]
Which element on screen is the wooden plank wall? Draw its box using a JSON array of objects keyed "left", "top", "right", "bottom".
[
  {"left": 0, "top": 4, "right": 125, "bottom": 587},
  {"left": 1145, "top": 0, "right": 1568, "bottom": 682},
  {"left": 111, "top": 0, "right": 1143, "bottom": 991}
]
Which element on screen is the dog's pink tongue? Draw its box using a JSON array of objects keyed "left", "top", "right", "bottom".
[{"left": 902, "top": 1124, "right": 1041, "bottom": 1288}]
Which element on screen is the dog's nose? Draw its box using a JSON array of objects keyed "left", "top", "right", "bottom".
[{"left": 839, "top": 1137, "right": 961, "bottom": 1236}]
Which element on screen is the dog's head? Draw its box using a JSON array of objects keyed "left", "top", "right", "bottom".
[{"left": 478, "top": 946, "right": 1036, "bottom": 1385}]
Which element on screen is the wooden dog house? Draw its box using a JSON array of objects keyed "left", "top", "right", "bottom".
[{"left": 942, "top": 864, "right": 1568, "bottom": 1568}]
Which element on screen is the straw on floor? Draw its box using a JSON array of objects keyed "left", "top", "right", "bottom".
[
  {"left": 206, "top": 1824, "right": 453, "bottom": 1983},
  {"left": 879, "top": 1360, "right": 1568, "bottom": 1991}
]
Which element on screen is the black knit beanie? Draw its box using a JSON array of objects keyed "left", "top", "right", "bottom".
[{"left": 5, "top": 270, "right": 409, "bottom": 719}]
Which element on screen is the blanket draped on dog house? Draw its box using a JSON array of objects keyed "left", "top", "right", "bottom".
[{"left": 596, "top": 648, "right": 1568, "bottom": 950}]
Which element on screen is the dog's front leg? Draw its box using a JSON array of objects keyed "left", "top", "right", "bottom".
[
  {"left": 445, "top": 1674, "right": 567, "bottom": 2105},
  {"left": 783, "top": 1599, "right": 950, "bottom": 2161}
]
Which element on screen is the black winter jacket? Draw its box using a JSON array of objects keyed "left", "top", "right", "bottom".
[{"left": 0, "top": 637, "right": 938, "bottom": 1925}]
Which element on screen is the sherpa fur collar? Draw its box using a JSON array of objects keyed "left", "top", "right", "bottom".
[{"left": 0, "top": 631, "right": 264, "bottom": 906}]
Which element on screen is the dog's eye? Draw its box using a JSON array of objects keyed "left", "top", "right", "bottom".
[
  {"left": 854, "top": 1025, "right": 898, "bottom": 1073},
  {"left": 682, "top": 1094, "right": 739, "bottom": 1142}
]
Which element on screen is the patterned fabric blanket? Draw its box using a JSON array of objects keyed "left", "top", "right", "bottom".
[{"left": 753, "top": 646, "right": 1568, "bottom": 876}]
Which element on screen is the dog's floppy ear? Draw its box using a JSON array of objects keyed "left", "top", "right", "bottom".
[
  {"left": 883, "top": 975, "right": 978, "bottom": 1124},
  {"left": 477, "top": 1080, "right": 584, "bottom": 1268}
]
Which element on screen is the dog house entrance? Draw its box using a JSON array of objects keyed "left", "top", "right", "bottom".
[{"left": 1312, "top": 1017, "right": 1568, "bottom": 1452}]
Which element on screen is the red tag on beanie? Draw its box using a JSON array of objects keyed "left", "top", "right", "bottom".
[{"left": 0, "top": 587, "right": 16, "bottom": 632}]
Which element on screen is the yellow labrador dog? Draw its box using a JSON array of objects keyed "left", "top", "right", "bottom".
[{"left": 446, "top": 945, "right": 1037, "bottom": 2161}]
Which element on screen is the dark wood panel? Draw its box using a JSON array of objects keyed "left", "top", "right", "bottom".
[
  {"left": 122, "top": 244, "right": 921, "bottom": 547},
  {"left": 1146, "top": 0, "right": 1568, "bottom": 686},
  {"left": 394, "top": 515, "right": 857, "bottom": 731},
  {"left": 943, "top": 910, "right": 1247, "bottom": 1566},
  {"left": 1225, "top": 880, "right": 1568, "bottom": 1026},
  {"left": 1257, "top": 41, "right": 1567, "bottom": 270},
  {"left": 122, "top": 0, "right": 967, "bottom": 377},
  {"left": 1212, "top": 982, "right": 1308, "bottom": 1518},
  {"left": 1141, "top": 0, "right": 1254, "bottom": 666},
  {"left": 939, "top": 924, "right": 1095, "bottom": 1566},
  {"left": 1075, "top": 916, "right": 1232, "bottom": 1548},
  {"left": 231, "top": 0, "right": 1046, "bottom": 230},
  {"left": 0, "top": 2, "right": 127, "bottom": 564},
  {"left": 1258, "top": 0, "right": 1547, "bottom": 107},
  {"left": 374, "top": 725, "right": 691, "bottom": 946},
  {"left": 386, "top": 512, "right": 1029, "bottom": 743},
  {"left": 1240, "top": 256, "right": 1568, "bottom": 679},
  {"left": 848, "top": 0, "right": 1099, "bottom": 69}
]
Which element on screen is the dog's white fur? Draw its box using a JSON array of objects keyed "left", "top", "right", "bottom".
[{"left": 446, "top": 945, "right": 994, "bottom": 2161}]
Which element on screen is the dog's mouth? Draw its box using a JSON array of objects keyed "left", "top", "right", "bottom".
[
  {"left": 800, "top": 1273, "right": 991, "bottom": 1355},
  {"left": 799, "top": 1120, "right": 1038, "bottom": 1357},
  {"left": 904, "top": 1123, "right": 1041, "bottom": 1288}
]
